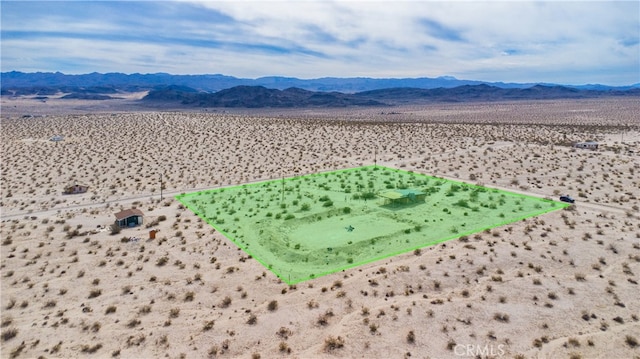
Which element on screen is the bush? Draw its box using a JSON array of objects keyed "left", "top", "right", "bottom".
[
  {"left": 407, "top": 330, "right": 416, "bottom": 344},
  {"left": 324, "top": 336, "right": 345, "bottom": 352},
  {"left": 322, "top": 200, "right": 333, "bottom": 207},
  {"left": 493, "top": 312, "right": 510, "bottom": 322},
  {"left": 342, "top": 207, "right": 351, "bottom": 214},
  {"left": 360, "top": 192, "right": 376, "bottom": 200},
  {"left": 1, "top": 328, "right": 18, "bottom": 341},
  {"left": 156, "top": 256, "right": 169, "bottom": 266},
  {"left": 203, "top": 320, "right": 215, "bottom": 331},
  {"left": 220, "top": 296, "right": 232, "bottom": 308},
  {"left": 267, "top": 300, "right": 278, "bottom": 311},
  {"left": 81, "top": 343, "right": 103, "bottom": 353}
]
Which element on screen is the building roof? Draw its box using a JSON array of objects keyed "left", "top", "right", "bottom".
[
  {"left": 378, "top": 189, "right": 425, "bottom": 200},
  {"left": 114, "top": 208, "right": 144, "bottom": 220}
]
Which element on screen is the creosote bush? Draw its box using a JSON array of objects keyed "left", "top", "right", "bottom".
[
  {"left": 324, "top": 335, "right": 345, "bottom": 352},
  {"left": 267, "top": 300, "right": 278, "bottom": 311}
]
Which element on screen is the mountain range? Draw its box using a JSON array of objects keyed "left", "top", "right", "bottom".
[
  {"left": 3, "top": 71, "right": 639, "bottom": 93},
  {"left": 2, "top": 71, "right": 639, "bottom": 108}
]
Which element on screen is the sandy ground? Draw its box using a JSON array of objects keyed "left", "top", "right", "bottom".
[{"left": 1, "top": 96, "right": 639, "bottom": 359}]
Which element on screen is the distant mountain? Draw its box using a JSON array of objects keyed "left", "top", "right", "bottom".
[
  {"left": 141, "top": 84, "right": 639, "bottom": 108},
  {"left": 60, "top": 93, "right": 119, "bottom": 100},
  {"left": 3, "top": 71, "right": 639, "bottom": 94},
  {"left": 144, "top": 85, "right": 385, "bottom": 108},
  {"left": 2, "top": 71, "right": 638, "bottom": 108},
  {"left": 354, "top": 84, "right": 640, "bottom": 104}
]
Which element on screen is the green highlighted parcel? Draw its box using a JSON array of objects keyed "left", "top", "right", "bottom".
[{"left": 176, "top": 166, "right": 569, "bottom": 284}]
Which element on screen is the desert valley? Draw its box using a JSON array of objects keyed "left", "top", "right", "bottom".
[{"left": 1, "top": 95, "right": 639, "bottom": 359}]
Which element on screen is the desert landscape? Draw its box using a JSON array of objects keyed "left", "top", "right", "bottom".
[{"left": 1, "top": 96, "right": 639, "bottom": 358}]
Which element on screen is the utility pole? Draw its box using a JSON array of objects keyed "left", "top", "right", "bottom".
[
  {"left": 160, "top": 173, "right": 163, "bottom": 201},
  {"left": 281, "top": 175, "right": 285, "bottom": 203},
  {"left": 374, "top": 147, "right": 377, "bottom": 167}
]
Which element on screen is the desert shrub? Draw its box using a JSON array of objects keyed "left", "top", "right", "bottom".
[
  {"left": 203, "top": 320, "right": 215, "bottom": 331},
  {"left": 81, "top": 343, "right": 103, "bottom": 353},
  {"left": 360, "top": 192, "right": 376, "bottom": 200},
  {"left": 170, "top": 308, "right": 180, "bottom": 318},
  {"left": 126, "top": 319, "right": 141, "bottom": 328},
  {"left": 267, "top": 300, "right": 278, "bottom": 311},
  {"left": 277, "top": 326, "right": 293, "bottom": 339},
  {"left": 156, "top": 256, "right": 169, "bottom": 266},
  {"left": 1, "top": 316, "right": 12, "bottom": 327},
  {"left": 446, "top": 339, "right": 456, "bottom": 350},
  {"left": 220, "top": 296, "right": 232, "bottom": 308},
  {"left": 407, "top": 330, "right": 415, "bottom": 344},
  {"left": 43, "top": 300, "right": 56, "bottom": 308},
  {"left": 324, "top": 336, "right": 345, "bottom": 352},
  {"left": 2, "top": 328, "right": 18, "bottom": 341},
  {"left": 494, "top": 313, "right": 510, "bottom": 323},
  {"left": 139, "top": 305, "right": 152, "bottom": 315}
]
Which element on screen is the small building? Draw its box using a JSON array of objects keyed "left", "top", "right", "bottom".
[
  {"left": 574, "top": 141, "right": 598, "bottom": 150},
  {"left": 114, "top": 208, "right": 144, "bottom": 228},
  {"left": 63, "top": 183, "right": 89, "bottom": 195},
  {"left": 378, "top": 189, "right": 426, "bottom": 206}
]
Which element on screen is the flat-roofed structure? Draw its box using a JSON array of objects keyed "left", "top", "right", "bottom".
[
  {"left": 574, "top": 141, "right": 598, "bottom": 150},
  {"left": 378, "top": 189, "right": 426, "bottom": 205}
]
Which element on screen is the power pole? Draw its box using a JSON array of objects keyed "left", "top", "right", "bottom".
[
  {"left": 374, "top": 147, "right": 377, "bottom": 167},
  {"left": 160, "top": 173, "right": 163, "bottom": 200}
]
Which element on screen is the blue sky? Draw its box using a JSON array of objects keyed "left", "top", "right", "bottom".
[{"left": 1, "top": 1, "right": 639, "bottom": 85}]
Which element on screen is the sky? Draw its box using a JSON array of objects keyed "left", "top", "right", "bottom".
[{"left": 1, "top": 0, "right": 639, "bottom": 85}]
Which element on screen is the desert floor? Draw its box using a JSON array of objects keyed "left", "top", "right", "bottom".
[{"left": 1, "top": 97, "right": 639, "bottom": 359}]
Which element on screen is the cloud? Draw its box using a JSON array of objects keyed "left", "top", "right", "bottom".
[
  {"left": 417, "top": 18, "right": 465, "bottom": 42},
  {"left": 1, "top": 0, "right": 638, "bottom": 85}
]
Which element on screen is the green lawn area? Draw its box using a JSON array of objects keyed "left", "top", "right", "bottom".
[{"left": 176, "top": 165, "right": 569, "bottom": 284}]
